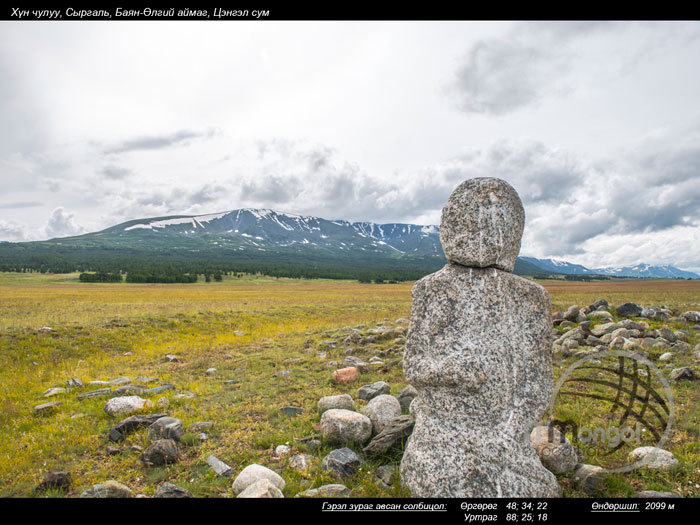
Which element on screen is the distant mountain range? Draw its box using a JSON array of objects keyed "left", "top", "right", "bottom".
[
  {"left": 519, "top": 256, "right": 699, "bottom": 279},
  {"left": 0, "top": 208, "right": 697, "bottom": 279}
]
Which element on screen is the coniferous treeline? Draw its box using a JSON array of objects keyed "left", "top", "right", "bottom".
[
  {"left": 0, "top": 239, "right": 444, "bottom": 282},
  {"left": 125, "top": 271, "right": 198, "bottom": 283},
  {"left": 78, "top": 272, "right": 123, "bottom": 283}
]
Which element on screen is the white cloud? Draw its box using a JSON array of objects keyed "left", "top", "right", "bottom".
[{"left": 43, "top": 207, "right": 85, "bottom": 239}]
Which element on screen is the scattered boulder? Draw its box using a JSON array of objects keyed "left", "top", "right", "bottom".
[
  {"left": 109, "top": 413, "right": 168, "bottom": 443},
  {"left": 332, "top": 367, "right": 359, "bottom": 384},
  {"left": 680, "top": 311, "right": 700, "bottom": 323},
  {"left": 591, "top": 299, "right": 609, "bottom": 310},
  {"left": 66, "top": 378, "right": 84, "bottom": 388},
  {"left": 104, "top": 396, "right": 148, "bottom": 417},
  {"left": 206, "top": 455, "right": 233, "bottom": 477},
  {"left": 141, "top": 439, "right": 180, "bottom": 466},
  {"left": 289, "top": 454, "right": 312, "bottom": 471},
  {"left": 80, "top": 480, "right": 133, "bottom": 498},
  {"left": 43, "top": 387, "right": 67, "bottom": 398},
  {"left": 658, "top": 328, "right": 677, "bottom": 343},
  {"left": 375, "top": 465, "right": 395, "bottom": 488},
  {"left": 362, "top": 394, "right": 401, "bottom": 434},
  {"left": 232, "top": 464, "right": 285, "bottom": 495},
  {"left": 112, "top": 385, "right": 145, "bottom": 396},
  {"left": 77, "top": 388, "right": 111, "bottom": 400},
  {"left": 659, "top": 352, "right": 675, "bottom": 362},
  {"left": 188, "top": 421, "right": 213, "bottom": 432},
  {"left": 145, "top": 385, "right": 175, "bottom": 396},
  {"left": 295, "top": 484, "right": 350, "bottom": 498},
  {"left": 673, "top": 342, "right": 692, "bottom": 353},
  {"left": 154, "top": 482, "right": 194, "bottom": 498},
  {"left": 587, "top": 310, "right": 613, "bottom": 321},
  {"left": 530, "top": 426, "right": 577, "bottom": 474},
  {"left": 363, "top": 415, "right": 415, "bottom": 456},
  {"left": 36, "top": 471, "right": 71, "bottom": 492},
  {"left": 205, "top": 368, "right": 217, "bottom": 376},
  {"left": 237, "top": 478, "right": 284, "bottom": 498},
  {"left": 275, "top": 445, "right": 290, "bottom": 457},
  {"left": 357, "top": 381, "right": 391, "bottom": 401},
  {"left": 563, "top": 305, "right": 579, "bottom": 322},
  {"left": 629, "top": 447, "right": 679, "bottom": 470},
  {"left": 342, "top": 356, "right": 369, "bottom": 373},
  {"left": 147, "top": 417, "right": 184, "bottom": 442},
  {"left": 321, "top": 447, "right": 363, "bottom": 480},
  {"left": 616, "top": 302, "right": 643, "bottom": 317},
  {"left": 670, "top": 367, "right": 696, "bottom": 381},
  {"left": 318, "top": 394, "right": 355, "bottom": 414},
  {"left": 320, "top": 409, "right": 372, "bottom": 445},
  {"left": 109, "top": 377, "right": 132, "bottom": 386},
  {"left": 396, "top": 385, "right": 418, "bottom": 412},
  {"left": 634, "top": 490, "right": 681, "bottom": 498},
  {"left": 33, "top": 401, "right": 61, "bottom": 414},
  {"left": 591, "top": 322, "right": 620, "bottom": 337},
  {"left": 572, "top": 464, "right": 606, "bottom": 493},
  {"left": 280, "top": 406, "right": 302, "bottom": 417}
]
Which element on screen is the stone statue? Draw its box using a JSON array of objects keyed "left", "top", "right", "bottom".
[{"left": 400, "top": 177, "right": 561, "bottom": 497}]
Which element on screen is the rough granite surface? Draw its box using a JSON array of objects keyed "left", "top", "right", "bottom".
[
  {"left": 439, "top": 177, "right": 524, "bottom": 272},
  {"left": 400, "top": 177, "right": 559, "bottom": 498},
  {"left": 400, "top": 263, "right": 559, "bottom": 497}
]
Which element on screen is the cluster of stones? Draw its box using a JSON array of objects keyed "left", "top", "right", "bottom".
[
  {"left": 311, "top": 319, "right": 407, "bottom": 384},
  {"left": 530, "top": 424, "right": 681, "bottom": 496},
  {"left": 315, "top": 381, "right": 416, "bottom": 491},
  {"left": 32, "top": 374, "right": 195, "bottom": 416},
  {"left": 552, "top": 300, "right": 700, "bottom": 381}
]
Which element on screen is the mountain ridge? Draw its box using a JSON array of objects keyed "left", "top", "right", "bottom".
[{"left": 0, "top": 207, "right": 697, "bottom": 279}]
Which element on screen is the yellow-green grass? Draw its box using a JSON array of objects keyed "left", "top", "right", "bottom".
[{"left": 0, "top": 272, "right": 698, "bottom": 497}]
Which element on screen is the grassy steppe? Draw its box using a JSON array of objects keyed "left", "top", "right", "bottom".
[{"left": 0, "top": 272, "right": 698, "bottom": 497}]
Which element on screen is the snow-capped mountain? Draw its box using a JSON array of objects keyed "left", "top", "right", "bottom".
[
  {"left": 591, "top": 264, "right": 699, "bottom": 279},
  {"left": 519, "top": 257, "right": 594, "bottom": 275},
  {"left": 522, "top": 257, "right": 699, "bottom": 279},
  {"left": 2, "top": 207, "right": 697, "bottom": 280},
  {"left": 103, "top": 208, "right": 445, "bottom": 257}
]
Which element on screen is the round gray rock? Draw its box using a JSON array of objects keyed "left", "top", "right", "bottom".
[
  {"left": 357, "top": 381, "right": 391, "bottom": 401},
  {"left": 439, "top": 177, "right": 524, "bottom": 272},
  {"left": 572, "top": 464, "right": 606, "bottom": 493},
  {"left": 362, "top": 394, "right": 402, "bottom": 434},
  {"left": 237, "top": 478, "right": 284, "bottom": 498},
  {"left": 396, "top": 385, "right": 418, "bottom": 412},
  {"left": 320, "top": 409, "right": 372, "bottom": 445},
  {"left": 530, "top": 425, "right": 577, "bottom": 474},
  {"left": 629, "top": 447, "right": 679, "bottom": 470},
  {"left": 141, "top": 439, "right": 179, "bottom": 466},
  {"left": 318, "top": 394, "right": 355, "bottom": 414},
  {"left": 232, "top": 464, "right": 285, "bottom": 494},
  {"left": 321, "top": 447, "right": 362, "bottom": 480}
]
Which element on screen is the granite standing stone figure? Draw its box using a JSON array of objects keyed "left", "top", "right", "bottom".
[{"left": 399, "top": 177, "right": 561, "bottom": 497}]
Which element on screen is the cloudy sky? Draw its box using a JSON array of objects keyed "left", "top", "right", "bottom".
[{"left": 1, "top": 21, "right": 700, "bottom": 271}]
